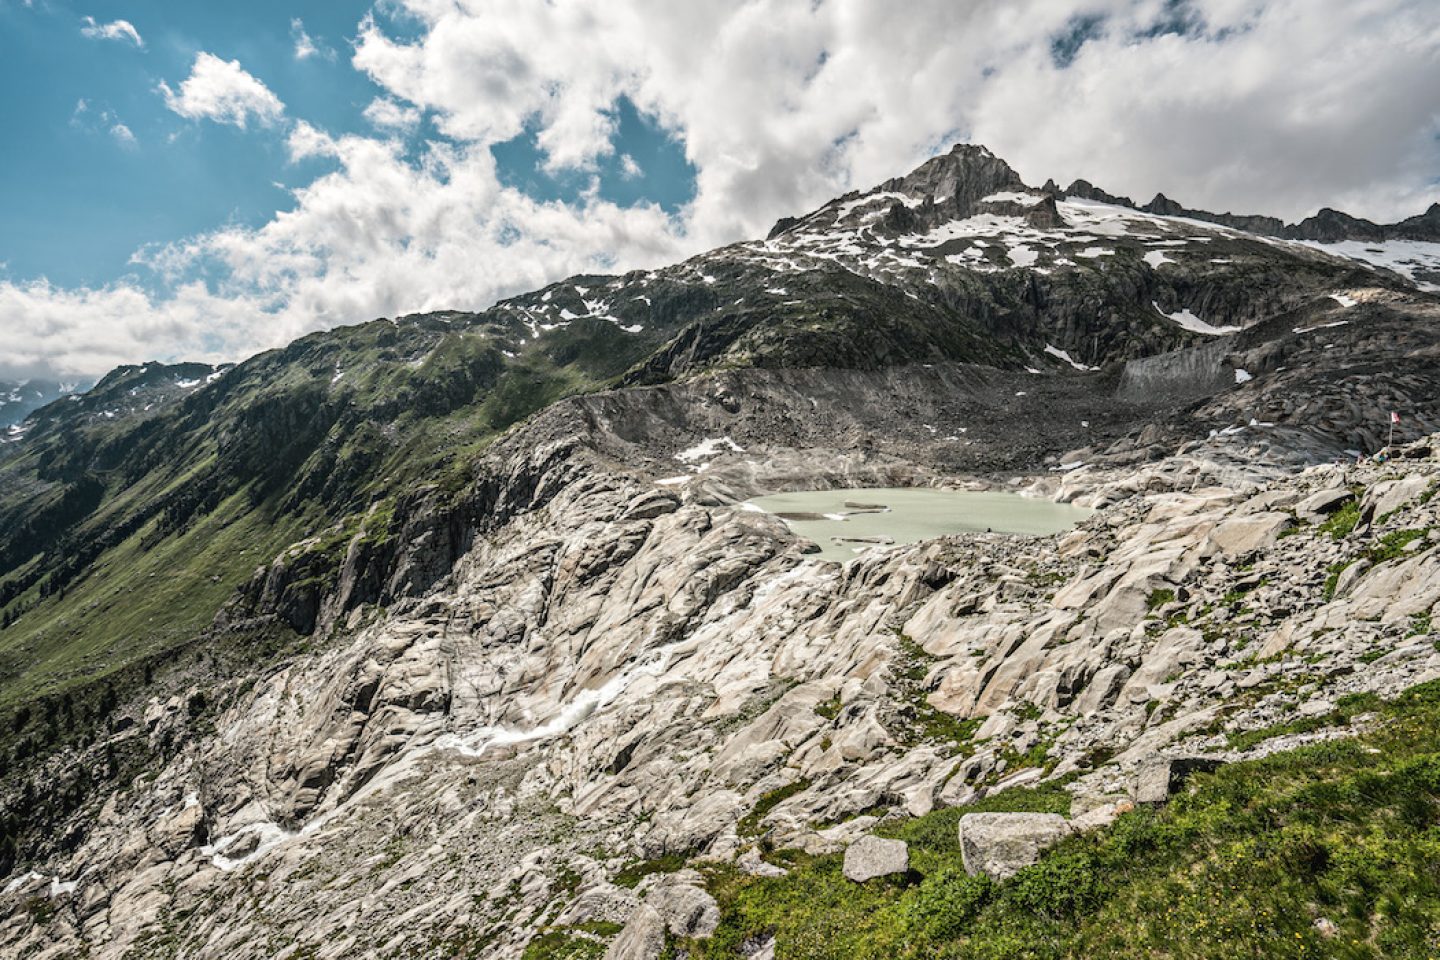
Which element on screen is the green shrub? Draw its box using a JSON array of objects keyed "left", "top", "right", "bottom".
[
  {"left": 1317, "top": 499, "right": 1362, "bottom": 539},
  {"left": 1367, "top": 528, "right": 1428, "bottom": 564},
  {"left": 613, "top": 853, "right": 687, "bottom": 888},
  {"left": 1145, "top": 588, "right": 1175, "bottom": 612},
  {"left": 737, "top": 779, "right": 812, "bottom": 837},
  {"left": 897, "top": 866, "right": 994, "bottom": 941},
  {"left": 521, "top": 923, "right": 620, "bottom": 960}
]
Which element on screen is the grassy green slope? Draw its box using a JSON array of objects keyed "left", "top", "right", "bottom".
[
  {"left": 688, "top": 682, "right": 1440, "bottom": 959},
  {"left": 0, "top": 313, "right": 662, "bottom": 717},
  {"left": 0, "top": 493, "right": 303, "bottom": 710}
]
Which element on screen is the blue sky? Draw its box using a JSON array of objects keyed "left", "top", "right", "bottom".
[
  {"left": 3, "top": 1, "right": 367, "bottom": 286},
  {"left": 0, "top": 0, "right": 695, "bottom": 290},
  {"left": 2, "top": 1, "right": 1437, "bottom": 381}
]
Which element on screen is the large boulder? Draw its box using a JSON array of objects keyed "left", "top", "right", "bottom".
[
  {"left": 957, "top": 813, "right": 1071, "bottom": 881},
  {"left": 648, "top": 882, "right": 720, "bottom": 939},
  {"left": 1134, "top": 755, "right": 1226, "bottom": 804},
  {"left": 1364, "top": 475, "right": 1432, "bottom": 521},
  {"left": 1295, "top": 488, "right": 1353, "bottom": 523},
  {"left": 605, "top": 903, "right": 665, "bottom": 960},
  {"left": 842, "top": 836, "right": 910, "bottom": 882},
  {"left": 1206, "top": 512, "right": 1293, "bottom": 558}
]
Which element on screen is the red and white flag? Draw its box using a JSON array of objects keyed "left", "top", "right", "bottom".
[{"left": 1391, "top": 411, "right": 1401, "bottom": 424}]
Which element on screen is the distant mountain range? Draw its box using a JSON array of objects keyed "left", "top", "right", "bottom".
[
  {"left": 1055, "top": 177, "right": 1440, "bottom": 245},
  {"left": 0, "top": 379, "right": 88, "bottom": 431}
]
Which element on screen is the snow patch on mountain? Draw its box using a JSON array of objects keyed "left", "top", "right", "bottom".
[
  {"left": 1153, "top": 302, "right": 1241, "bottom": 335},
  {"left": 832, "top": 190, "right": 924, "bottom": 221},
  {"left": 1307, "top": 240, "right": 1440, "bottom": 292},
  {"left": 676, "top": 437, "right": 745, "bottom": 463},
  {"left": 982, "top": 191, "right": 1043, "bottom": 206},
  {"left": 1043, "top": 344, "right": 1099, "bottom": 371},
  {"left": 1007, "top": 243, "right": 1039, "bottom": 267}
]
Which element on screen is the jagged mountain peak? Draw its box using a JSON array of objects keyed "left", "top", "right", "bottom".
[
  {"left": 1056, "top": 173, "right": 1439, "bottom": 250},
  {"left": 877, "top": 141, "right": 1026, "bottom": 204},
  {"left": 1290, "top": 207, "right": 1386, "bottom": 243},
  {"left": 768, "top": 142, "right": 1044, "bottom": 240}
]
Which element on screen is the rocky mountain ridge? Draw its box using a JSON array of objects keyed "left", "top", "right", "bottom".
[
  {"left": 1062, "top": 176, "right": 1440, "bottom": 245},
  {"left": 769, "top": 144, "right": 1440, "bottom": 295},
  {"left": 9, "top": 140, "right": 1426, "bottom": 730},
  {"left": 0, "top": 379, "right": 88, "bottom": 433}
]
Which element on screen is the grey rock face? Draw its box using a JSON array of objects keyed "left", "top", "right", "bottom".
[
  {"left": 1366, "top": 474, "right": 1433, "bottom": 520},
  {"left": 958, "top": 813, "right": 1072, "bottom": 881},
  {"left": 605, "top": 904, "right": 665, "bottom": 960},
  {"left": 1206, "top": 512, "right": 1293, "bottom": 558},
  {"left": 876, "top": 144, "right": 1028, "bottom": 228},
  {"left": 3, "top": 290, "right": 1440, "bottom": 960},
  {"left": 1134, "top": 757, "right": 1176, "bottom": 805},
  {"left": 1296, "top": 487, "right": 1354, "bottom": 522},
  {"left": 1116, "top": 340, "right": 1235, "bottom": 404},
  {"left": 1332, "top": 559, "right": 1372, "bottom": 599},
  {"left": 842, "top": 836, "right": 910, "bottom": 883},
  {"left": 6, "top": 432, "right": 1437, "bottom": 960},
  {"left": 1135, "top": 756, "right": 1226, "bottom": 805},
  {"left": 648, "top": 882, "right": 720, "bottom": 939}
]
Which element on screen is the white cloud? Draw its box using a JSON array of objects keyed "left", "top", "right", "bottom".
[
  {"left": 2, "top": 133, "right": 685, "bottom": 380},
  {"left": 80, "top": 16, "right": 143, "bottom": 48},
  {"left": 70, "top": 98, "right": 137, "bottom": 149},
  {"left": 362, "top": 97, "right": 422, "bottom": 134},
  {"left": 350, "top": 0, "right": 1440, "bottom": 235},
  {"left": 10, "top": 0, "right": 1440, "bottom": 381},
  {"left": 0, "top": 279, "right": 266, "bottom": 382},
  {"left": 146, "top": 133, "right": 685, "bottom": 322},
  {"left": 619, "top": 154, "right": 642, "bottom": 179},
  {"left": 969, "top": 0, "right": 1440, "bottom": 222},
  {"left": 291, "top": 18, "right": 333, "bottom": 62},
  {"left": 285, "top": 121, "right": 337, "bottom": 162},
  {"left": 159, "top": 52, "right": 285, "bottom": 129}
]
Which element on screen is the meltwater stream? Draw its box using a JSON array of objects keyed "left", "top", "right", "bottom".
[{"left": 744, "top": 487, "right": 1092, "bottom": 560}]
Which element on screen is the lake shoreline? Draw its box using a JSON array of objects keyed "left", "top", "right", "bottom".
[{"left": 744, "top": 487, "right": 1093, "bottom": 561}]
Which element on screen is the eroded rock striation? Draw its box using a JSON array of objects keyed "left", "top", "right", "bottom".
[{"left": 2, "top": 422, "right": 1437, "bottom": 957}]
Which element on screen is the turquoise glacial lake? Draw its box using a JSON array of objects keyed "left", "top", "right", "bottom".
[{"left": 744, "top": 487, "right": 1092, "bottom": 561}]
